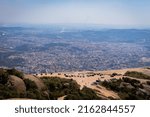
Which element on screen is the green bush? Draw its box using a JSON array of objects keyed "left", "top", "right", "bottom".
[
  {"left": 24, "top": 79, "right": 48, "bottom": 100},
  {"left": 7, "top": 68, "right": 24, "bottom": 79},
  {"left": 101, "top": 79, "right": 122, "bottom": 92},
  {"left": 26, "top": 89, "right": 40, "bottom": 99},
  {"left": 41, "top": 77, "right": 80, "bottom": 99},
  {"left": 0, "top": 84, "right": 19, "bottom": 99},
  {"left": 0, "top": 69, "right": 9, "bottom": 84},
  {"left": 100, "top": 77, "right": 150, "bottom": 100},
  {"left": 24, "top": 79, "right": 38, "bottom": 90},
  {"left": 64, "top": 92, "right": 81, "bottom": 100},
  {"left": 111, "top": 73, "right": 118, "bottom": 77},
  {"left": 41, "top": 77, "right": 101, "bottom": 100},
  {"left": 80, "top": 87, "right": 101, "bottom": 100},
  {"left": 123, "top": 77, "right": 140, "bottom": 84},
  {"left": 124, "top": 71, "right": 150, "bottom": 80},
  {"left": 122, "top": 77, "right": 141, "bottom": 88},
  {"left": 65, "top": 86, "right": 101, "bottom": 100}
]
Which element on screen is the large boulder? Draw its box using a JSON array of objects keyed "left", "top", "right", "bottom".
[{"left": 7, "top": 75, "right": 26, "bottom": 94}]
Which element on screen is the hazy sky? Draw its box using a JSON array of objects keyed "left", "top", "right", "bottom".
[{"left": 0, "top": 0, "right": 150, "bottom": 28}]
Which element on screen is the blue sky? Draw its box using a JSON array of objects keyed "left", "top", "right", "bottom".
[{"left": 0, "top": 0, "right": 150, "bottom": 28}]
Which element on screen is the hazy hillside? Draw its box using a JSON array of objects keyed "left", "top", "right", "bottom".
[{"left": 0, "top": 27, "right": 150, "bottom": 73}]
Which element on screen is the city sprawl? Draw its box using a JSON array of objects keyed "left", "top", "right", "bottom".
[{"left": 0, "top": 27, "right": 150, "bottom": 73}]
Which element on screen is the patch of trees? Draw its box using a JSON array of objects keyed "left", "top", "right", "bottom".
[
  {"left": 0, "top": 68, "right": 22, "bottom": 99},
  {"left": 23, "top": 79, "right": 49, "bottom": 100},
  {"left": 100, "top": 77, "right": 150, "bottom": 100},
  {"left": 41, "top": 77, "right": 80, "bottom": 99},
  {"left": 0, "top": 68, "right": 24, "bottom": 85},
  {"left": 110, "top": 73, "right": 118, "bottom": 77},
  {"left": 24, "top": 79, "right": 38, "bottom": 90},
  {"left": 24, "top": 79, "right": 38, "bottom": 99},
  {"left": 0, "top": 84, "right": 19, "bottom": 99},
  {"left": 0, "top": 68, "right": 9, "bottom": 84},
  {"left": 0, "top": 68, "right": 100, "bottom": 100},
  {"left": 7, "top": 68, "right": 24, "bottom": 79},
  {"left": 65, "top": 86, "right": 101, "bottom": 100},
  {"left": 41, "top": 77, "right": 101, "bottom": 100},
  {"left": 101, "top": 80, "right": 125, "bottom": 99},
  {"left": 124, "top": 71, "right": 150, "bottom": 80},
  {"left": 0, "top": 68, "right": 48, "bottom": 100}
]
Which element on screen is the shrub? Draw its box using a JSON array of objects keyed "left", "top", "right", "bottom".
[
  {"left": 123, "top": 77, "right": 140, "bottom": 83},
  {"left": 111, "top": 73, "right": 118, "bottom": 77},
  {"left": 26, "top": 89, "right": 40, "bottom": 99},
  {"left": 65, "top": 87, "right": 101, "bottom": 100},
  {"left": 0, "top": 84, "right": 19, "bottom": 99},
  {"left": 24, "top": 79, "right": 38, "bottom": 90},
  {"left": 64, "top": 93, "right": 81, "bottom": 100},
  {"left": 24, "top": 79, "right": 48, "bottom": 100},
  {"left": 0, "top": 69, "right": 9, "bottom": 84},
  {"left": 80, "top": 87, "right": 101, "bottom": 100},
  {"left": 41, "top": 77, "right": 80, "bottom": 99},
  {"left": 7, "top": 68, "right": 24, "bottom": 79},
  {"left": 147, "top": 81, "right": 150, "bottom": 85},
  {"left": 124, "top": 71, "right": 150, "bottom": 80},
  {"left": 100, "top": 77, "right": 150, "bottom": 100},
  {"left": 101, "top": 79, "right": 121, "bottom": 92}
]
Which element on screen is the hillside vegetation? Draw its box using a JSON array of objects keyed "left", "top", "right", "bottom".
[
  {"left": 99, "top": 71, "right": 150, "bottom": 100},
  {"left": 0, "top": 68, "right": 100, "bottom": 100},
  {"left": 1, "top": 68, "right": 150, "bottom": 100},
  {"left": 124, "top": 71, "right": 150, "bottom": 80},
  {"left": 0, "top": 68, "right": 48, "bottom": 99},
  {"left": 41, "top": 77, "right": 101, "bottom": 100}
]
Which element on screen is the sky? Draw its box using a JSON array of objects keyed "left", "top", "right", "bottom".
[{"left": 0, "top": 0, "right": 150, "bottom": 28}]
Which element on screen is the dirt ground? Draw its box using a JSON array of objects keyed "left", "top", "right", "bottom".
[{"left": 36, "top": 67, "right": 150, "bottom": 99}]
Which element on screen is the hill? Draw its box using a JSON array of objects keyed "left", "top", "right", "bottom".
[
  {"left": 0, "top": 67, "right": 150, "bottom": 100},
  {"left": 37, "top": 67, "right": 150, "bottom": 100}
]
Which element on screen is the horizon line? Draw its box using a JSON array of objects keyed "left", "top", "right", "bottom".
[{"left": 1, "top": 23, "right": 150, "bottom": 29}]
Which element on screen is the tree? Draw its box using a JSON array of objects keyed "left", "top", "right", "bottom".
[
  {"left": 0, "top": 69, "right": 9, "bottom": 84},
  {"left": 7, "top": 68, "right": 24, "bottom": 79}
]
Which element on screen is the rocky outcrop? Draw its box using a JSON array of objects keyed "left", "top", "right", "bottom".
[{"left": 7, "top": 75, "right": 26, "bottom": 94}]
